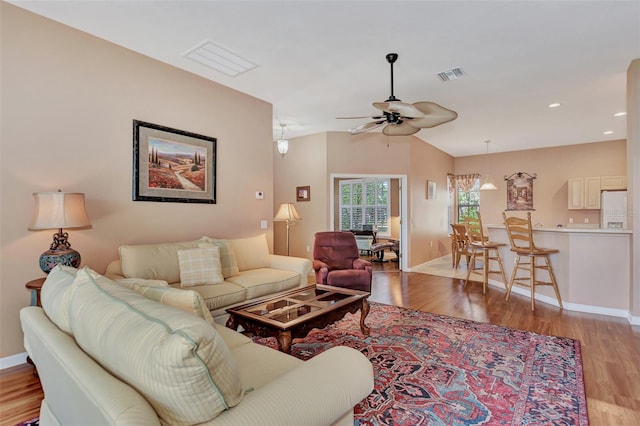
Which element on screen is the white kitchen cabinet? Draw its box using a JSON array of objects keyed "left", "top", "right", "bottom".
[
  {"left": 568, "top": 177, "right": 601, "bottom": 209},
  {"left": 600, "top": 175, "right": 627, "bottom": 190}
]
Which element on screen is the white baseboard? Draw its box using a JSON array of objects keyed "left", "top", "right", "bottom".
[
  {"left": 0, "top": 352, "right": 27, "bottom": 370},
  {"left": 488, "top": 279, "right": 635, "bottom": 321}
]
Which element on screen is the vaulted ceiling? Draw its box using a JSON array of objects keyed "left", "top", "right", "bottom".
[{"left": 8, "top": 0, "right": 640, "bottom": 156}]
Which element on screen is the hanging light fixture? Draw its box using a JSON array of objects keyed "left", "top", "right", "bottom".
[
  {"left": 275, "top": 124, "right": 288, "bottom": 157},
  {"left": 479, "top": 140, "right": 498, "bottom": 191}
]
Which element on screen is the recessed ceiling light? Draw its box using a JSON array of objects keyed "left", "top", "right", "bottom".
[
  {"left": 614, "top": 112, "right": 627, "bottom": 117},
  {"left": 548, "top": 103, "right": 561, "bottom": 108},
  {"left": 603, "top": 130, "right": 614, "bottom": 135}
]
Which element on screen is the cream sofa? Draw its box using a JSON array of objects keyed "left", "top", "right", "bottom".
[
  {"left": 104, "top": 234, "right": 313, "bottom": 321},
  {"left": 21, "top": 265, "right": 374, "bottom": 425}
]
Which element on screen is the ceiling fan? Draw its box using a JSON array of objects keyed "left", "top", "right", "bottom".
[{"left": 342, "top": 53, "right": 458, "bottom": 136}]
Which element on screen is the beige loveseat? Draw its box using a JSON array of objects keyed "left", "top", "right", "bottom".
[
  {"left": 21, "top": 265, "right": 374, "bottom": 425},
  {"left": 104, "top": 234, "right": 313, "bottom": 321}
]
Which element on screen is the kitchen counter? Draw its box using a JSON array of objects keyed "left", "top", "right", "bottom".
[
  {"left": 487, "top": 224, "right": 632, "bottom": 234},
  {"left": 487, "top": 225, "right": 632, "bottom": 318}
]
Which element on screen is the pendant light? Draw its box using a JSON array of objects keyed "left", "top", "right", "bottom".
[
  {"left": 275, "top": 124, "right": 288, "bottom": 157},
  {"left": 479, "top": 140, "right": 498, "bottom": 191}
]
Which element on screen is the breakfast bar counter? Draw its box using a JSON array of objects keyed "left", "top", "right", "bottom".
[{"left": 487, "top": 225, "right": 632, "bottom": 317}]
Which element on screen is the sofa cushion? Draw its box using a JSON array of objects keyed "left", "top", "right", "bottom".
[
  {"left": 199, "top": 238, "right": 240, "bottom": 278},
  {"left": 69, "top": 267, "right": 244, "bottom": 425},
  {"left": 118, "top": 240, "right": 200, "bottom": 284},
  {"left": 172, "top": 282, "right": 246, "bottom": 312},
  {"left": 225, "top": 268, "right": 300, "bottom": 299},
  {"left": 40, "top": 264, "right": 78, "bottom": 335},
  {"left": 177, "top": 247, "right": 224, "bottom": 286},
  {"left": 230, "top": 234, "right": 270, "bottom": 272}
]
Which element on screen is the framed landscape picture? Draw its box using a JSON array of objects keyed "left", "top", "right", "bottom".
[{"left": 133, "top": 120, "right": 216, "bottom": 203}]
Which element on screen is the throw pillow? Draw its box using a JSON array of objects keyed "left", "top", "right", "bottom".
[
  {"left": 115, "top": 278, "right": 169, "bottom": 290},
  {"left": 40, "top": 264, "right": 78, "bottom": 335},
  {"left": 177, "top": 246, "right": 224, "bottom": 286},
  {"left": 132, "top": 284, "right": 215, "bottom": 325},
  {"left": 199, "top": 238, "right": 240, "bottom": 278}
]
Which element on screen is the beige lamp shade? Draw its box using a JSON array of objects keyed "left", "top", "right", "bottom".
[
  {"left": 29, "top": 192, "right": 91, "bottom": 230},
  {"left": 274, "top": 203, "right": 301, "bottom": 222}
]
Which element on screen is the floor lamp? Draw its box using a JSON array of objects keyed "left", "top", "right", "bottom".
[{"left": 274, "top": 203, "right": 301, "bottom": 256}]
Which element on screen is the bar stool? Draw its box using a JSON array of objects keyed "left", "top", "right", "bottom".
[
  {"left": 502, "top": 211, "right": 563, "bottom": 311},
  {"left": 450, "top": 223, "right": 472, "bottom": 269},
  {"left": 464, "top": 213, "right": 507, "bottom": 294}
]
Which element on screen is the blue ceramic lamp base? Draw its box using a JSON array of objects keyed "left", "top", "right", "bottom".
[{"left": 39, "top": 230, "right": 81, "bottom": 274}]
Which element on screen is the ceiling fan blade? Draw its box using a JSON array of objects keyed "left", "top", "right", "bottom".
[
  {"left": 373, "top": 101, "right": 425, "bottom": 118},
  {"left": 337, "top": 115, "right": 384, "bottom": 120},
  {"left": 382, "top": 122, "right": 420, "bottom": 136},
  {"left": 406, "top": 102, "right": 458, "bottom": 128},
  {"left": 351, "top": 121, "right": 385, "bottom": 135}
]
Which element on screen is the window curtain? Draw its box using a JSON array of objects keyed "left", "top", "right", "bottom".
[{"left": 449, "top": 173, "right": 480, "bottom": 193}]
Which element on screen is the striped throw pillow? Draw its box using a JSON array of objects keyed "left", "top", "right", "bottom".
[{"left": 177, "top": 247, "right": 224, "bottom": 286}]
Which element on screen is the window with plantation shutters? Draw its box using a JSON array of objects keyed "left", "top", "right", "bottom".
[{"left": 339, "top": 178, "right": 390, "bottom": 236}]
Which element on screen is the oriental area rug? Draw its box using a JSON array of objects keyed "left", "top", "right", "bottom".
[{"left": 253, "top": 302, "right": 588, "bottom": 426}]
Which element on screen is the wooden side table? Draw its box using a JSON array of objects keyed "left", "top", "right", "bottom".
[{"left": 25, "top": 278, "right": 46, "bottom": 307}]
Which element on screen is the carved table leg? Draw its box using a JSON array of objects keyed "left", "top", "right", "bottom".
[
  {"left": 277, "top": 330, "right": 293, "bottom": 354},
  {"left": 360, "top": 298, "right": 370, "bottom": 335}
]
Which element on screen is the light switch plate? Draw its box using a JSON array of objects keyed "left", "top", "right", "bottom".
[{"left": 255, "top": 191, "right": 264, "bottom": 200}]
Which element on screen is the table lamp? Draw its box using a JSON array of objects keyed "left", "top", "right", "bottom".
[
  {"left": 273, "top": 203, "right": 301, "bottom": 256},
  {"left": 29, "top": 191, "right": 91, "bottom": 273}
]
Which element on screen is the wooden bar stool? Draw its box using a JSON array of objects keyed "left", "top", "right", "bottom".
[
  {"left": 502, "top": 211, "right": 563, "bottom": 311},
  {"left": 464, "top": 214, "right": 507, "bottom": 294},
  {"left": 450, "top": 223, "right": 472, "bottom": 269}
]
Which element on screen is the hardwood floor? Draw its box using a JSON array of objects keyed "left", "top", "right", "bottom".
[{"left": 1, "top": 262, "right": 639, "bottom": 425}]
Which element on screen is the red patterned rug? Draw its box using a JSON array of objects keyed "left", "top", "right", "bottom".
[{"left": 253, "top": 302, "right": 588, "bottom": 425}]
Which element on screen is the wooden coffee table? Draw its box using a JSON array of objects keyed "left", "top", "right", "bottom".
[{"left": 226, "top": 284, "right": 370, "bottom": 353}]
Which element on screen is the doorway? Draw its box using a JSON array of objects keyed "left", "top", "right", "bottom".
[{"left": 329, "top": 173, "right": 408, "bottom": 271}]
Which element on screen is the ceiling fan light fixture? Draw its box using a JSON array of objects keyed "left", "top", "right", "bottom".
[{"left": 343, "top": 53, "right": 457, "bottom": 137}]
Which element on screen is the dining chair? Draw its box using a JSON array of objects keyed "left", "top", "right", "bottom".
[
  {"left": 464, "top": 213, "right": 508, "bottom": 294},
  {"left": 501, "top": 211, "right": 563, "bottom": 310},
  {"left": 450, "top": 223, "right": 472, "bottom": 269}
]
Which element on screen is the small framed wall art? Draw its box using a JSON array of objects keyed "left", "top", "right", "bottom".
[
  {"left": 427, "top": 180, "right": 437, "bottom": 199},
  {"left": 133, "top": 120, "right": 216, "bottom": 204},
  {"left": 296, "top": 186, "right": 310, "bottom": 202}
]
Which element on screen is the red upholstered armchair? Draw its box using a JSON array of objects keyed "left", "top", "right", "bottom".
[{"left": 313, "top": 231, "right": 372, "bottom": 292}]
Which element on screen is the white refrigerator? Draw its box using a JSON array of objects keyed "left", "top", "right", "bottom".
[{"left": 601, "top": 190, "right": 627, "bottom": 229}]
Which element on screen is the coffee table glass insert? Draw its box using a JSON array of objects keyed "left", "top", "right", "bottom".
[{"left": 226, "top": 284, "right": 369, "bottom": 353}]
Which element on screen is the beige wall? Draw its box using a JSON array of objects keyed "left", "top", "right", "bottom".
[
  {"left": 455, "top": 140, "right": 627, "bottom": 227},
  {"left": 1, "top": 4, "right": 274, "bottom": 358},
  {"left": 279, "top": 133, "right": 626, "bottom": 272},
  {"left": 273, "top": 132, "right": 327, "bottom": 258}
]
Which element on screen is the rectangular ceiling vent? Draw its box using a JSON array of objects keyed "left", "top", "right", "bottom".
[
  {"left": 436, "top": 67, "right": 466, "bottom": 82},
  {"left": 183, "top": 40, "right": 258, "bottom": 77}
]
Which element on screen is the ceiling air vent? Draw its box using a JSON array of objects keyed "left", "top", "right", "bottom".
[
  {"left": 436, "top": 67, "right": 466, "bottom": 82},
  {"left": 183, "top": 40, "right": 258, "bottom": 77}
]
